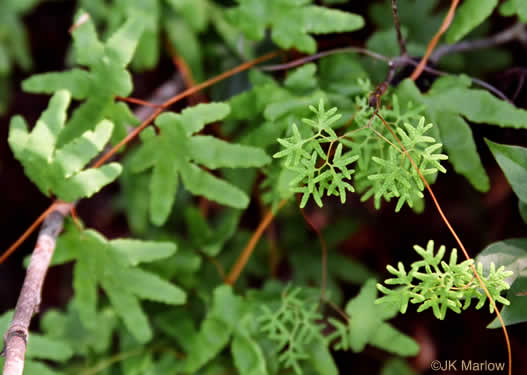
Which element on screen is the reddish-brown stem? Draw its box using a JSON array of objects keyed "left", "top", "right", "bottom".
[
  {"left": 168, "top": 43, "right": 207, "bottom": 105},
  {"left": 1, "top": 52, "right": 278, "bottom": 267},
  {"left": 116, "top": 96, "right": 162, "bottom": 108},
  {"left": 94, "top": 51, "right": 278, "bottom": 168},
  {"left": 0, "top": 202, "right": 60, "bottom": 265},
  {"left": 410, "top": 0, "right": 459, "bottom": 81},
  {"left": 256, "top": 196, "right": 280, "bottom": 277},
  {"left": 225, "top": 199, "right": 287, "bottom": 285},
  {"left": 375, "top": 112, "right": 511, "bottom": 375}
]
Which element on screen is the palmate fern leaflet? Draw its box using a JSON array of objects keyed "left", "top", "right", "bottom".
[{"left": 273, "top": 98, "right": 448, "bottom": 211}]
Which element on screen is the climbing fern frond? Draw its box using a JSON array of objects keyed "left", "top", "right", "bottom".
[
  {"left": 227, "top": 0, "right": 364, "bottom": 54},
  {"left": 376, "top": 240, "right": 514, "bottom": 320},
  {"left": 274, "top": 100, "right": 358, "bottom": 208},
  {"left": 274, "top": 97, "right": 447, "bottom": 211}
]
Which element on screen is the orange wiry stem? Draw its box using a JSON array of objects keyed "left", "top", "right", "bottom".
[
  {"left": 375, "top": 112, "right": 511, "bottom": 375},
  {"left": 225, "top": 199, "right": 287, "bottom": 286},
  {"left": 116, "top": 96, "right": 162, "bottom": 108},
  {"left": 410, "top": 0, "right": 459, "bottom": 81},
  {"left": 0, "top": 201, "right": 73, "bottom": 264},
  {"left": 94, "top": 51, "right": 278, "bottom": 169},
  {"left": 2, "top": 51, "right": 279, "bottom": 264}
]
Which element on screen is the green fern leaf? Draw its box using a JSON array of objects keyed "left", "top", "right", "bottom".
[
  {"left": 258, "top": 286, "right": 326, "bottom": 375},
  {"left": 184, "top": 206, "right": 241, "bottom": 257},
  {"left": 79, "top": 0, "right": 227, "bottom": 79},
  {"left": 500, "top": 0, "right": 527, "bottom": 22},
  {"left": 446, "top": 0, "right": 498, "bottom": 43},
  {"left": 184, "top": 285, "right": 246, "bottom": 373},
  {"left": 397, "top": 77, "right": 527, "bottom": 192},
  {"left": 274, "top": 99, "right": 358, "bottom": 208},
  {"left": 377, "top": 240, "right": 513, "bottom": 320},
  {"left": 231, "top": 330, "right": 269, "bottom": 375},
  {"left": 41, "top": 303, "right": 117, "bottom": 356},
  {"left": 227, "top": 0, "right": 364, "bottom": 53},
  {"left": 329, "top": 279, "right": 418, "bottom": 356},
  {"left": 8, "top": 90, "right": 121, "bottom": 202},
  {"left": 22, "top": 11, "right": 143, "bottom": 146},
  {"left": 486, "top": 140, "right": 527, "bottom": 203},
  {"left": 129, "top": 102, "right": 270, "bottom": 226},
  {"left": 53, "top": 220, "right": 185, "bottom": 343}
]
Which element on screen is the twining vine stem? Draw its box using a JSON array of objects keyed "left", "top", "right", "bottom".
[
  {"left": 261, "top": 47, "right": 510, "bottom": 102},
  {"left": 430, "top": 22, "right": 527, "bottom": 64},
  {"left": 409, "top": 0, "right": 459, "bottom": 81},
  {"left": 373, "top": 111, "right": 512, "bottom": 375},
  {"left": 225, "top": 199, "right": 287, "bottom": 285}
]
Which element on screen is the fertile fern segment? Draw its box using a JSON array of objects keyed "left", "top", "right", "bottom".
[
  {"left": 274, "top": 97, "right": 448, "bottom": 211},
  {"left": 376, "top": 240, "right": 513, "bottom": 320}
]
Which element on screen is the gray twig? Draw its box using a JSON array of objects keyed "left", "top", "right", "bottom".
[
  {"left": 260, "top": 48, "right": 510, "bottom": 102},
  {"left": 2, "top": 204, "right": 71, "bottom": 375},
  {"left": 430, "top": 22, "right": 527, "bottom": 64}
]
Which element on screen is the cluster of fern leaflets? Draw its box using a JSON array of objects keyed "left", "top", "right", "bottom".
[
  {"left": 273, "top": 100, "right": 358, "bottom": 207},
  {"left": 258, "top": 287, "right": 326, "bottom": 375},
  {"left": 376, "top": 240, "right": 513, "bottom": 320},
  {"left": 128, "top": 102, "right": 270, "bottom": 226},
  {"left": 274, "top": 97, "right": 448, "bottom": 211},
  {"left": 8, "top": 91, "right": 121, "bottom": 202}
]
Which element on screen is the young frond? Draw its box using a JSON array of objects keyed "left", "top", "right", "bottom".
[
  {"left": 8, "top": 90, "right": 121, "bottom": 202},
  {"left": 274, "top": 96, "right": 447, "bottom": 211},
  {"left": 376, "top": 240, "right": 513, "bottom": 320},
  {"left": 273, "top": 99, "right": 358, "bottom": 208}
]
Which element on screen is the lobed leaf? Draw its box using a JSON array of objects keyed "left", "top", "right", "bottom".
[
  {"left": 23, "top": 12, "right": 143, "bottom": 146},
  {"left": 129, "top": 102, "right": 267, "bottom": 226},
  {"left": 184, "top": 285, "right": 246, "bottom": 372},
  {"left": 8, "top": 90, "right": 122, "bottom": 202},
  {"left": 228, "top": 0, "right": 364, "bottom": 53},
  {"left": 231, "top": 332, "right": 269, "bottom": 375},
  {"left": 54, "top": 222, "right": 185, "bottom": 343},
  {"left": 395, "top": 78, "right": 527, "bottom": 192}
]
